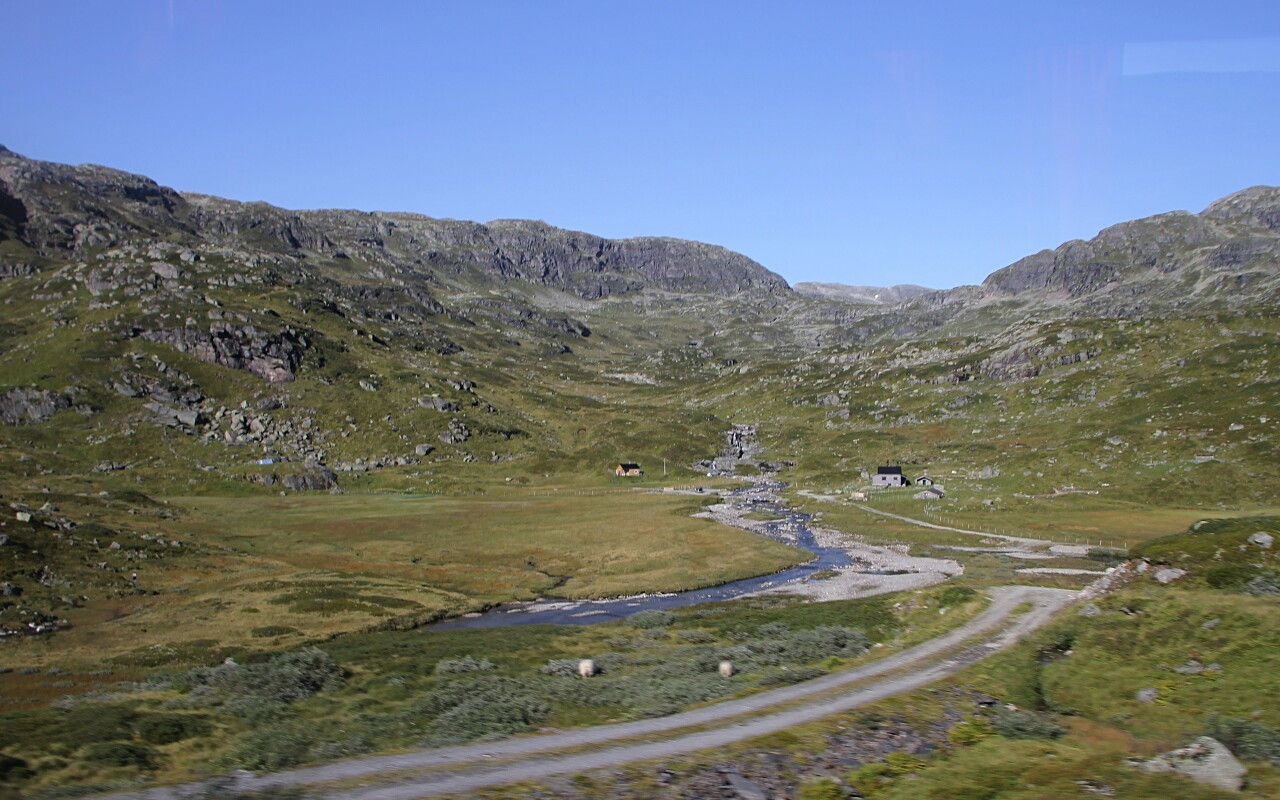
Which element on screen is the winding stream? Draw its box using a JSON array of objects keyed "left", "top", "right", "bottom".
[{"left": 424, "top": 476, "right": 852, "bottom": 629}]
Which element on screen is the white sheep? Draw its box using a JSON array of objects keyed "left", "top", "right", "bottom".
[
  {"left": 578, "top": 658, "right": 597, "bottom": 678},
  {"left": 718, "top": 660, "right": 736, "bottom": 678}
]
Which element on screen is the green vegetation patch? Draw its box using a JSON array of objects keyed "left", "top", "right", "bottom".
[{"left": 1134, "top": 516, "right": 1280, "bottom": 594}]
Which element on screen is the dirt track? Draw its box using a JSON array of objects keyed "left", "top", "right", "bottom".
[{"left": 94, "top": 585, "right": 1076, "bottom": 800}]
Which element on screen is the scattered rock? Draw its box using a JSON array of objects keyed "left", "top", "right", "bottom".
[
  {"left": 1154, "top": 568, "right": 1187, "bottom": 584},
  {"left": 438, "top": 419, "right": 471, "bottom": 445},
  {"left": 1078, "top": 603, "right": 1102, "bottom": 618},
  {"left": 1201, "top": 617, "right": 1221, "bottom": 630},
  {"left": 414, "top": 444, "right": 435, "bottom": 457},
  {"left": 726, "top": 773, "right": 769, "bottom": 800},
  {"left": 1173, "top": 660, "right": 1204, "bottom": 675},
  {"left": 1136, "top": 687, "right": 1159, "bottom": 703},
  {"left": 1131, "top": 736, "right": 1246, "bottom": 792}
]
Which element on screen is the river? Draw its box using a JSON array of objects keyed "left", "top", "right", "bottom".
[{"left": 424, "top": 476, "right": 853, "bottom": 630}]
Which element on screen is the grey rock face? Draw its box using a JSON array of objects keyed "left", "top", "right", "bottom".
[
  {"left": 418, "top": 397, "right": 459, "bottom": 412},
  {"left": 1154, "top": 568, "right": 1187, "bottom": 585},
  {"left": 1133, "top": 736, "right": 1247, "bottom": 792},
  {"left": 278, "top": 466, "right": 340, "bottom": 492},
  {"left": 137, "top": 324, "right": 307, "bottom": 383},
  {"left": 0, "top": 387, "right": 71, "bottom": 425}
]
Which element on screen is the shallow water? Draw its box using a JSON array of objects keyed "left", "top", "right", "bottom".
[{"left": 424, "top": 483, "right": 853, "bottom": 630}]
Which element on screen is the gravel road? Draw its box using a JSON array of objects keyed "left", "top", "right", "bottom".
[{"left": 92, "top": 585, "right": 1075, "bottom": 800}]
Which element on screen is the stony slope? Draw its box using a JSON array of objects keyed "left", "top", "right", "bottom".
[{"left": 0, "top": 145, "right": 1277, "bottom": 510}]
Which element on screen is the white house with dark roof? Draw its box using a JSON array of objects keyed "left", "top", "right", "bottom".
[{"left": 871, "top": 465, "right": 909, "bottom": 487}]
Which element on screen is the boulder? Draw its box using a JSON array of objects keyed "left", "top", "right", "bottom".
[
  {"left": 1133, "top": 736, "right": 1246, "bottom": 792},
  {"left": 417, "top": 397, "right": 459, "bottom": 412},
  {"left": 725, "top": 773, "right": 769, "bottom": 800},
  {"left": 1154, "top": 568, "right": 1187, "bottom": 584},
  {"left": 1247, "top": 531, "right": 1274, "bottom": 549}
]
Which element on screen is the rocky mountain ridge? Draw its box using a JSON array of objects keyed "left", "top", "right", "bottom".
[
  {"left": 0, "top": 145, "right": 789, "bottom": 301},
  {"left": 0, "top": 145, "right": 1278, "bottom": 505}
]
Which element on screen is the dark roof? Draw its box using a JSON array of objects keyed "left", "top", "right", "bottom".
[
  {"left": 876, "top": 466, "right": 903, "bottom": 474},
  {"left": 618, "top": 463, "right": 641, "bottom": 470}
]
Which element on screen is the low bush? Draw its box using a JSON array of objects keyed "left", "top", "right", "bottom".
[
  {"left": 541, "top": 659, "right": 582, "bottom": 677},
  {"left": 180, "top": 646, "right": 343, "bottom": 709},
  {"left": 937, "top": 585, "right": 978, "bottom": 606},
  {"left": 796, "top": 777, "right": 844, "bottom": 800},
  {"left": 0, "top": 755, "right": 32, "bottom": 782},
  {"left": 62, "top": 705, "right": 137, "bottom": 748},
  {"left": 626, "top": 610, "right": 675, "bottom": 629},
  {"left": 991, "top": 709, "right": 1065, "bottom": 740},
  {"left": 135, "top": 713, "right": 212, "bottom": 745},
  {"left": 79, "top": 742, "right": 157, "bottom": 769},
  {"left": 1205, "top": 714, "right": 1280, "bottom": 764},
  {"left": 759, "top": 667, "right": 826, "bottom": 686},
  {"left": 947, "top": 717, "right": 995, "bottom": 745},
  {"left": 434, "top": 655, "right": 495, "bottom": 674},
  {"left": 221, "top": 723, "right": 316, "bottom": 771}
]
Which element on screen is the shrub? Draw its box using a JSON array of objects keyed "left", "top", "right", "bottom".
[
  {"left": 541, "top": 659, "right": 582, "bottom": 677},
  {"left": 991, "top": 709, "right": 1065, "bottom": 740},
  {"left": 884, "top": 752, "right": 928, "bottom": 774},
  {"left": 250, "top": 625, "right": 299, "bottom": 638},
  {"left": 938, "top": 586, "right": 978, "bottom": 607},
  {"left": 1245, "top": 571, "right": 1280, "bottom": 596},
  {"left": 0, "top": 755, "right": 31, "bottom": 782},
  {"left": 759, "top": 667, "right": 827, "bottom": 686},
  {"left": 675, "top": 629, "right": 716, "bottom": 644},
  {"left": 194, "top": 646, "right": 344, "bottom": 707},
  {"left": 1205, "top": 714, "right": 1280, "bottom": 764},
  {"left": 79, "top": 742, "right": 157, "bottom": 769},
  {"left": 62, "top": 705, "right": 137, "bottom": 747},
  {"left": 796, "top": 777, "right": 844, "bottom": 800},
  {"left": 947, "top": 717, "right": 995, "bottom": 745},
  {"left": 847, "top": 761, "right": 893, "bottom": 797},
  {"left": 434, "top": 655, "right": 495, "bottom": 674},
  {"left": 135, "top": 713, "right": 212, "bottom": 745},
  {"left": 626, "top": 610, "right": 675, "bottom": 629},
  {"left": 411, "top": 676, "right": 551, "bottom": 746},
  {"left": 222, "top": 723, "right": 316, "bottom": 771}
]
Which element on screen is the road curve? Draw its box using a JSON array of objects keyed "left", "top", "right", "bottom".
[{"left": 93, "top": 585, "right": 1075, "bottom": 800}]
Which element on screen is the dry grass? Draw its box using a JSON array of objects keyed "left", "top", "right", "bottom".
[{"left": 0, "top": 490, "right": 803, "bottom": 672}]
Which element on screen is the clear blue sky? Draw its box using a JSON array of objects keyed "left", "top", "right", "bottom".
[{"left": 3, "top": 1, "right": 1278, "bottom": 289}]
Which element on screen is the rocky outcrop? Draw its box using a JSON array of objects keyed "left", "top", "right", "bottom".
[
  {"left": 0, "top": 388, "right": 71, "bottom": 425},
  {"left": 978, "top": 344, "right": 1102, "bottom": 381},
  {"left": 135, "top": 324, "right": 308, "bottom": 383},
  {"left": 438, "top": 419, "right": 471, "bottom": 445},
  {"left": 250, "top": 464, "right": 340, "bottom": 492},
  {"left": 0, "top": 145, "right": 192, "bottom": 253}
]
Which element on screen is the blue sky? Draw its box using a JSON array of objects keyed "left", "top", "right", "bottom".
[{"left": 3, "top": 1, "right": 1278, "bottom": 289}]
